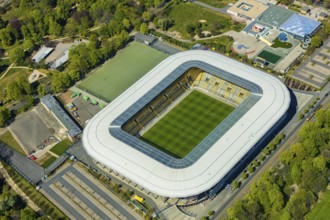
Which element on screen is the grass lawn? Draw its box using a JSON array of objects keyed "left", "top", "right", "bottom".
[
  {"left": 0, "top": 131, "right": 26, "bottom": 155},
  {"left": 166, "top": 2, "right": 243, "bottom": 39},
  {"left": 258, "top": 50, "right": 282, "bottom": 64},
  {"left": 271, "top": 38, "right": 293, "bottom": 49},
  {"left": 78, "top": 41, "right": 168, "bottom": 102},
  {"left": 198, "top": 0, "right": 235, "bottom": 8},
  {"left": 306, "top": 189, "right": 330, "bottom": 220},
  {"left": 39, "top": 153, "right": 57, "bottom": 168},
  {"left": 142, "top": 90, "right": 235, "bottom": 158},
  {"left": 50, "top": 139, "right": 72, "bottom": 156},
  {"left": 0, "top": 68, "right": 31, "bottom": 100}
]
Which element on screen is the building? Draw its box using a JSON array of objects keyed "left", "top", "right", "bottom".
[
  {"left": 243, "top": 4, "right": 321, "bottom": 40},
  {"left": 82, "top": 50, "right": 290, "bottom": 199},
  {"left": 227, "top": 0, "right": 269, "bottom": 21},
  {"left": 32, "top": 47, "right": 53, "bottom": 63},
  {"left": 41, "top": 95, "right": 81, "bottom": 140},
  {"left": 50, "top": 50, "right": 69, "bottom": 70},
  {"left": 279, "top": 13, "right": 321, "bottom": 40}
]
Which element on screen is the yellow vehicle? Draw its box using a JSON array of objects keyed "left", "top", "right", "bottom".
[{"left": 133, "top": 194, "right": 144, "bottom": 203}]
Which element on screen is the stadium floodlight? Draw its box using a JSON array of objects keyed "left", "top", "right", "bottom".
[{"left": 83, "top": 50, "right": 290, "bottom": 198}]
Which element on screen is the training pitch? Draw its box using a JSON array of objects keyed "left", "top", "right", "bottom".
[
  {"left": 78, "top": 41, "right": 168, "bottom": 102},
  {"left": 141, "top": 90, "right": 235, "bottom": 158},
  {"left": 258, "top": 50, "right": 281, "bottom": 64}
]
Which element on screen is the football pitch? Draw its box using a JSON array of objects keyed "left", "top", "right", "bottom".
[
  {"left": 141, "top": 90, "right": 235, "bottom": 158},
  {"left": 78, "top": 41, "right": 168, "bottom": 102}
]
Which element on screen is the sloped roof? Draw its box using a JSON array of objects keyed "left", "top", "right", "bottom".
[{"left": 32, "top": 47, "right": 53, "bottom": 63}]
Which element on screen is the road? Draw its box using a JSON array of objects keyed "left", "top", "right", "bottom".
[
  {"left": 212, "top": 84, "right": 329, "bottom": 219},
  {"left": 0, "top": 143, "right": 44, "bottom": 184}
]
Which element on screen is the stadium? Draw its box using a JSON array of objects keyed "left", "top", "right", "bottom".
[{"left": 82, "top": 50, "right": 291, "bottom": 200}]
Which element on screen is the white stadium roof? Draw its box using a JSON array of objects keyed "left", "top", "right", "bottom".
[{"left": 82, "top": 50, "right": 290, "bottom": 198}]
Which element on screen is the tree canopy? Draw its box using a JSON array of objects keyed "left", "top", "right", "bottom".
[{"left": 227, "top": 108, "right": 330, "bottom": 220}]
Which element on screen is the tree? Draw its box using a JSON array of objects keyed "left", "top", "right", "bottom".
[
  {"left": 0, "top": 29, "right": 15, "bottom": 47},
  {"left": 142, "top": 11, "right": 151, "bottom": 22},
  {"left": 37, "top": 85, "right": 46, "bottom": 97},
  {"left": 247, "top": 164, "right": 255, "bottom": 173},
  {"left": 232, "top": 180, "right": 241, "bottom": 190},
  {"left": 50, "top": 72, "right": 71, "bottom": 93},
  {"left": 0, "top": 107, "right": 9, "bottom": 127},
  {"left": 312, "top": 156, "right": 327, "bottom": 172},
  {"left": 22, "top": 39, "right": 35, "bottom": 53},
  {"left": 140, "top": 23, "right": 148, "bottom": 35},
  {"left": 291, "top": 163, "right": 302, "bottom": 184},
  {"left": 20, "top": 207, "right": 37, "bottom": 220},
  {"left": 122, "top": 19, "right": 131, "bottom": 30},
  {"left": 5, "top": 76, "right": 32, "bottom": 101},
  {"left": 311, "top": 35, "right": 323, "bottom": 48},
  {"left": 48, "top": 19, "right": 62, "bottom": 36},
  {"left": 9, "top": 47, "right": 25, "bottom": 64},
  {"left": 285, "top": 189, "right": 315, "bottom": 220}
]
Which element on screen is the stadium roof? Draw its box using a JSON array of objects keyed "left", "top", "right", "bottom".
[
  {"left": 280, "top": 14, "right": 321, "bottom": 38},
  {"left": 82, "top": 50, "right": 290, "bottom": 198},
  {"left": 227, "top": 0, "right": 268, "bottom": 20},
  {"left": 32, "top": 47, "right": 53, "bottom": 63},
  {"left": 257, "top": 5, "right": 295, "bottom": 27}
]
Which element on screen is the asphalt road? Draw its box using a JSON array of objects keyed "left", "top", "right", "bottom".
[{"left": 0, "top": 143, "right": 44, "bottom": 184}]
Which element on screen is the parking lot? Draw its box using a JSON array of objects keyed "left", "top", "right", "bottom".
[
  {"left": 292, "top": 39, "right": 330, "bottom": 89},
  {"left": 9, "top": 109, "right": 53, "bottom": 153},
  {"left": 41, "top": 163, "right": 140, "bottom": 220},
  {"left": 71, "top": 96, "right": 101, "bottom": 126}
]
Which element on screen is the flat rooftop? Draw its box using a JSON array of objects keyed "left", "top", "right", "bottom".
[
  {"left": 227, "top": 0, "right": 269, "bottom": 20},
  {"left": 257, "top": 5, "right": 295, "bottom": 27}
]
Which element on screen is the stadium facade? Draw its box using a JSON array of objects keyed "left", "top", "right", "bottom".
[{"left": 82, "top": 50, "right": 291, "bottom": 199}]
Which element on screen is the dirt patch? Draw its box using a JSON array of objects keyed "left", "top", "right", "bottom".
[{"left": 58, "top": 91, "right": 74, "bottom": 105}]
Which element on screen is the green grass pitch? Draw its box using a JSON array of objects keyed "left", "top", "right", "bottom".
[
  {"left": 141, "top": 90, "right": 235, "bottom": 158},
  {"left": 78, "top": 41, "right": 168, "bottom": 102}
]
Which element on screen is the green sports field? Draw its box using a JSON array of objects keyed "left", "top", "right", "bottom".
[
  {"left": 258, "top": 50, "right": 281, "bottom": 64},
  {"left": 306, "top": 190, "right": 330, "bottom": 220},
  {"left": 78, "top": 41, "right": 168, "bottom": 102},
  {"left": 141, "top": 90, "right": 235, "bottom": 158}
]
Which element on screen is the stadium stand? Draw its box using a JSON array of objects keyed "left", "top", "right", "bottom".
[{"left": 122, "top": 68, "right": 250, "bottom": 136}]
